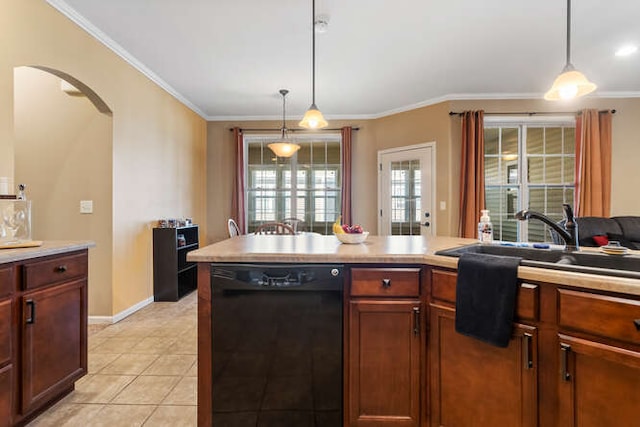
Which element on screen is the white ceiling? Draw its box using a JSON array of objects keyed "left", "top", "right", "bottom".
[{"left": 48, "top": 0, "right": 640, "bottom": 121}]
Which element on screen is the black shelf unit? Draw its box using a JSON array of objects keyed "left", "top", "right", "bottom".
[{"left": 153, "top": 225, "right": 199, "bottom": 301}]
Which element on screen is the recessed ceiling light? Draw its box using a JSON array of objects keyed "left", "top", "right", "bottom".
[{"left": 615, "top": 45, "right": 638, "bottom": 57}]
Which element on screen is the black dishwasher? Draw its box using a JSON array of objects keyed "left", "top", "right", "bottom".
[{"left": 210, "top": 263, "right": 344, "bottom": 427}]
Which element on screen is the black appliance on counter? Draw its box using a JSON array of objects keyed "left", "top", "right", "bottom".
[{"left": 210, "top": 263, "right": 344, "bottom": 426}]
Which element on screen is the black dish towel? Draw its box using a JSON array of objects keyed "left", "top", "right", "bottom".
[{"left": 455, "top": 252, "right": 522, "bottom": 348}]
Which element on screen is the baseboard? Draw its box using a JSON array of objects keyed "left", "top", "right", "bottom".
[{"left": 88, "top": 296, "right": 154, "bottom": 324}]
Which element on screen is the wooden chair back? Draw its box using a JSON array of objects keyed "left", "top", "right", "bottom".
[{"left": 254, "top": 222, "right": 295, "bottom": 235}]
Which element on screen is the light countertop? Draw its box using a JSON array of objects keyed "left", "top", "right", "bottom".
[
  {"left": 188, "top": 234, "right": 640, "bottom": 296},
  {"left": 0, "top": 241, "right": 95, "bottom": 264}
]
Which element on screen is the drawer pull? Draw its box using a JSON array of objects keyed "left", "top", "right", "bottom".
[
  {"left": 634, "top": 319, "right": 640, "bottom": 331},
  {"left": 26, "top": 299, "right": 36, "bottom": 324},
  {"left": 523, "top": 333, "right": 533, "bottom": 369},
  {"left": 381, "top": 279, "right": 391, "bottom": 288},
  {"left": 55, "top": 265, "right": 67, "bottom": 273},
  {"left": 560, "top": 343, "right": 571, "bottom": 381}
]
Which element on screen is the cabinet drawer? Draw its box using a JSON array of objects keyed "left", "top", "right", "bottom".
[
  {"left": 22, "top": 252, "right": 88, "bottom": 290},
  {"left": 0, "top": 300, "right": 10, "bottom": 366},
  {"left": 558, "top": 289, "right": 640, "bottom": 346},
  {"left": 431, "top": 269, "right": 539, "bottom": 321},
  {"left": 0, "top": 267, "right": 13, "bottom": 298},
  {"left": 351, "top": 268, "right": 420, "bottom": 297}
]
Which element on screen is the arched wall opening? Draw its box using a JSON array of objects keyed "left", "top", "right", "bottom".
[{"left": 13, "top": 65, "right": 114, "bottom": 317}]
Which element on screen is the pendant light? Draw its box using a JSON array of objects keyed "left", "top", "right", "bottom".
[
  {"left": 299, "top": 0, "right": 328, "bottom": 129},
  {"left": 544, "top": 0, "right": 596, "bottom": 101},
  {"left": 268, "top": 89, "right": 301, "bottom": 158}
]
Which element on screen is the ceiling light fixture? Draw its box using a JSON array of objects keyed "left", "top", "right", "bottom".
[
  {"left": 268, "top": 89, "right": 301, "bottom": 158},
  {"left": 544, "top": 0, "right": 596, "bottom": 101},
  {"left": 615, "top": 45, "right": 638, "bottom": 57},
  {"left": 299, "top": 0, "right": 328, "bottom": 129}
]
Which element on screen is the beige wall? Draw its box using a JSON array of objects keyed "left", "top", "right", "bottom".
[
  {"left": 207, "top": 98, "right": 639, "bottom": 241},
  {"left": 14, "top": 67, "right": 113, "bottom": 315},
  {"left": 2, "top": 0, "right": 207, "bottom": 318}
]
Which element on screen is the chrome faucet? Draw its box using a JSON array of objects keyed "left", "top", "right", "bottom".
[{"left": 515, "top": 203, "right": 579, "bottom": 251}]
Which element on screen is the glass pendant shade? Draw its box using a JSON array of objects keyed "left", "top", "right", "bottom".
[
  {"left": 268, "top": 141, "right": 301, "bottom": 157},
  {"left": 544, "top": 65, "right": 597, "bottom": 100},
  {"left": 299, "top": 103, "right": 328, "bottom": 129},
  {"left": 545, "top": 0, "right": 596, "bottom": 101}
]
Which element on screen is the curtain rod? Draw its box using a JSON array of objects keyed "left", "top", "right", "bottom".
[
  {"left": 449, "top": 110, "right": 616, "bottom": 116},
  {"left": 230, "top": 127, "right": 359, "bottom": 132}
]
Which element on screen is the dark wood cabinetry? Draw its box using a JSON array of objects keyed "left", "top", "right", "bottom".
[
  {"left": 153, "top": 225, "right": 199, "bottom": 301},
  {"left": 1, "top": 249, "right": 88, "bottom": 426},
  {"left": 347, "top": 268, "right": 423, "bottom": 427}
]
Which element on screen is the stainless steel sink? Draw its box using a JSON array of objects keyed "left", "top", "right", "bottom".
[{"left": 435, "top": 243, "right": 640, "bottom": 280}]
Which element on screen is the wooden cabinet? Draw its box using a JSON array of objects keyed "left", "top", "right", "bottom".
[
  {"left": 153, "top": 225, "right": 199, "bottom": 301},
  {"left": 557, "top": 289, "right": 640, "bottom": 427},
  {"left": 347, "top": 267, "right": 423, "bottom": 427},
  {"left": 429, "top": 267, "right": 539, "bottom": 427},
  {"left": 0, "top": 249, "right": 88, "bottom": 426},
  {"left": 430, "top": 305, "right": 538, "bottom": 427}
]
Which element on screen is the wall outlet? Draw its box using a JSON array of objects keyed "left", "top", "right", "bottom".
[
  {"left": 80, "top": 200, "right": 93, "bottom": 214},
  {"left": 440, "top": 201, "right": 446, "bottom": 210}
]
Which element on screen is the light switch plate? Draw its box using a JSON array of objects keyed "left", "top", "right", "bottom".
[
  {"left": 80, "top": 200, "right": 93, "bottom": 214},
  {"left": 440, "top": 201, "right": 446, "bottom": 210}
]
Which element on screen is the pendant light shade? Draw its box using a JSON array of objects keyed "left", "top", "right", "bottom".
[
  {"left": 268, "top": 89, "right": 300, "bottom": 158},
  {"left": 544, "top": 0, "right": 596, "bottom": 101},
  {"left": 299, "top": 0, "right": 328, "bottom": 129}
]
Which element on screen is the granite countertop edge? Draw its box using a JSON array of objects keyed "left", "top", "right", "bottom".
[{"left": 0, "top": 241, "right": 95, "bottom": 264}]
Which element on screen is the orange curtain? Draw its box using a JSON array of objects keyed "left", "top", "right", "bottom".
[
  {"left": 574, "top": 110, "right": 612, "bottom": 217},
  {"left": 341, "top": 127, "right": 353, "bottom": 225},
  {"left": 458, "top": 110, "right": 485, "bottom": 238},
  {"left": 230, "top": 127, "right": 246, "bottom": 233}
]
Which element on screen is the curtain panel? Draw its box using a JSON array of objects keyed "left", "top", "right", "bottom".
[
  {"left": 458, "top": 110, "right": 485, "bottom": 238},
  {"left": 575, "top": 110, "right": 612, "bottom": 217},
  {"left": 341, "top": 126, "right": 353, "bottom": 225},
  {"left": 231, "top": 127, "right": 246, "bottom": 233}
]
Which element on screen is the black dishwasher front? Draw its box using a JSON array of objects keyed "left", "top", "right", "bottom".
[{"left": 210, "top": 263, "right": 343, "bottom": 427}]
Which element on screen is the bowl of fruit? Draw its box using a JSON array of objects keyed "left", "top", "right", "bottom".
[{"left": 333, "top": 217, "right": 369, "bottom": 244}]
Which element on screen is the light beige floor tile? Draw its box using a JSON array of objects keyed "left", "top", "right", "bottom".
[
  {"left": 130, "top": 336, "right": 176, "bottom": 354},
  {"left": 100, "top": 353, "right": 160, "bottom": 375},
  {"left": 185, "top": 360, "right": 197, "bottom": 377},
  {"left": 27, "top": 403, "right": 104, "bottom": 426},
  {"left": 142, "top": 354, "right": 196, "bottom": 376},
  {"left": 88, "top": 404, "right": 157, "bottom": 427},
  {"left": 162, "top": 376, "right": 197, "bottom": 405},
  {"left": 88, "top": 353, "right": 120, "bottom": 374},
  {"left": 67, "top": 374, "right": 136, "bottom": 404},
  {"left": 91, "top": 337, "right": 144, "bottom": 354},
  {"left": 88, "top": 336, "right": 108, "bottom": 351},
  {"left": 144, "top": 405, "right": 197, "bottom": 427},
  {"left": 111, "top": 375, "right": 181, "bottom": 405},
  {"left": 166, "top": 336, "right": 197, "bottom": 355}
]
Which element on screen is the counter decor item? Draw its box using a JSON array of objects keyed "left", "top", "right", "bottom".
[
  {"left": 335, "top": 231, "right": 369, "bottom": 244},
  {"left": 0, "top": 199, "right": 33, "bottom": 247}
]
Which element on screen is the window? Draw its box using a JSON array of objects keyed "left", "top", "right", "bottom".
[
  {"left": 484, "top": 118, "right": 575, "bottom": 242},
  {"left": 390, "top": 160, "right": 421, "bottom": 235},
  {"left": 245, "top": 134, "right": 342, "bottom": 234}
]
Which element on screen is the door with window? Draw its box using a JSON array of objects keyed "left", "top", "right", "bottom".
[
  {"left": 378, "top": 143, "right": 434, "bottom": 236},
  {"left": 484, "top": 119, "right": 575, "bottom": 242}
]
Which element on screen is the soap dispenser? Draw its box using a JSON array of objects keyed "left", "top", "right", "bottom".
[{"left": 478, "top": 209, "right": 493, "bottom": 243}]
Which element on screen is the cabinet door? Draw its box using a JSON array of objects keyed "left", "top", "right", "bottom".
[
  {"left": 0, "top": 364, "right": 11, "bottom": 427},
  {"left": 21, "top": 279, "right": 87, "bottom": 414},
  {"left": 558, "top": 334, "right": 640, "bottom": 427},
  {"left": 430, "top": 305, "right": 538, "bottom": 427},
  {"left": 348, "top": 300, "right": 422, "bottom": 427}
]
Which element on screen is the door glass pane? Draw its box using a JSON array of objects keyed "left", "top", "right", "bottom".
[{"left": 390, "top": 159, "right": 421, "bottom": 235}]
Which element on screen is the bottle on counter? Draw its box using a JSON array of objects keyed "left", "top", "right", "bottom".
[{"left": 478, "top": 209, "right": 493, "bottom": 243}]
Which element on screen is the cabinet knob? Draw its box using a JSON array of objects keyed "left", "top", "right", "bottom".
[
  {"left": 55, "top": 265, "right": 67, "bottom": 273},
  {"left": 634, "top": 319, "right": 640, "bottom": 331},
  {"left": 381, "top": 279, "right": 391, "bottom": 288}
]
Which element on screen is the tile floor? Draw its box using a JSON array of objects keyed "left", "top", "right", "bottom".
[{"left": 28, "top": 291, "right": 198, "bottom": 426}]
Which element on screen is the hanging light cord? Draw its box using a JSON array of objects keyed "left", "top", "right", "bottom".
[
  {"left": 311, "top": 0, "right": 316, "bottom": 105},
  {"left": 565, "top": 0, "right": 572, "bottom": 67},
  {"left": 280, "top": 89, "right": 288, "bottom": 138}
]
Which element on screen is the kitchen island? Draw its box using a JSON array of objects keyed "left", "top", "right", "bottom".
[
  {"left": 0, "top": 241, "right": 93, "bottom": 427},
  {"left": 189, "top": 234, "right": 640, "bottom": 427}
]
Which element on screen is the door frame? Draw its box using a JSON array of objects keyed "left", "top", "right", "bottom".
[{"left": 377, "top": 142, "right": 436, "bottom": 236}]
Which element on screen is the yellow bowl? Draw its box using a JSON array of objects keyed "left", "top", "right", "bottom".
[{"left": 334, "top": 231, "right": 369, "bottom": 244}]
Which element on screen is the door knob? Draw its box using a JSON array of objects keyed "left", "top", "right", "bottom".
[{"left": 423, "top": 222, "right": 430, "bottom": 227}]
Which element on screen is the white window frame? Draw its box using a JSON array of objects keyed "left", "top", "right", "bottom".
[{"left": 484, "top": 115, "right": 576, "bottom": 242}]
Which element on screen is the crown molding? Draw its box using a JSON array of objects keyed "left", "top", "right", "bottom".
[{"left": 45, "top": 0, "right": 208, "bottom": 119}]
